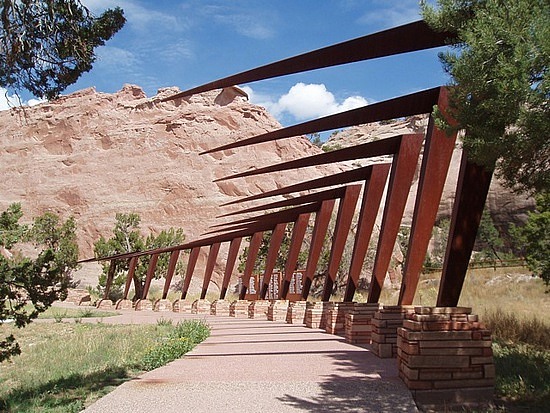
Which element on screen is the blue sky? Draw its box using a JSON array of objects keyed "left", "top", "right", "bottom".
[{"left": 1, "top": 0, "right": 450, "bottom": 126}]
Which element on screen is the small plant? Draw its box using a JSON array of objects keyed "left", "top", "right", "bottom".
[
  {"left": 78, "top": 308, "right": 95, "bottom": 318},
  {"left": 156, "top": 317, "right": 173, "bottom": 327},
  {"left": 74, "top": 317, "right": 82, "bottom": 324},
  {"left": 52, "top": 310, "right": 67, "bottom": 323}
]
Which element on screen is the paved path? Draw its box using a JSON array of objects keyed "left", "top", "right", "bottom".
[{"left": 81, "top": 309, "right": 417, "bottom": 413}]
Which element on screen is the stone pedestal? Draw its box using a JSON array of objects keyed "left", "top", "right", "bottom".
[
  {"left": 398, "top": 307, "right": 495, "bottom": 411},
  {"left": 134, "top": 299, "right": 153, "bottom": 311},
  {"left": 115, "top": 299, "right": 133, "bottom": 310},
  {"left": 325, "top": 302, "right": 356, "bottom": 336},
  {"left": 304, "top": 302, "right": 332, "bottom": 329},
  {"left": 230, "top": 300, "right": 250, "bottom": 318},
  {"left": 372, "top": 305, "right": 415, "bottom": 358},
  {"left": 286, "top": 301, "right": 307, "bottom": 324},
  {"left": 210, "top": 299, "right": 230, "bottom": 316},
  {"left": 172, "top": 299, "right": 192, "bottom": 313},
  {"left": 249, "top": 300, "right": 270, "bottom": 319},
  {"left": 96, "top": 299, "right": 113, "bottom": 309},
  {"left": 267, "top": 300, "right": 289, "bottom": 321},
  {"left": 65, "top": 289, "right": 91, "bottom": 306},
  {"left": 153, "top": 299, "right": 172, "bottom": 312},
  {"left": 192, "top": 299, "right": 211, "bottom": 314},
  {"left": 345, "top": 303, "right": 382, "bottom": 345}
]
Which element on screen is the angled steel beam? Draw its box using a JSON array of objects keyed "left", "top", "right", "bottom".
[
  {"left": 200, "top": 242, "right": 221, "bottom": 299},
  {"left": 281, "top": 213, "right": 311, "bottom": 299},
  {"left": 162, "top": 250, "right": 180, "bottom": 299},
  {"left": 302, "top": 199, "right": 336, "bottom": 299},
  {"left": 399, "top": 87, "right": 458, "bottom": 304},
  {"left": 437, "top": 155, "right": 495, "bottom": 306},
  {"left": 367, "top": 135, "right": 424, "bottom": 303},
  {"left": 103, "top": 259, "right": 116, "bottom": 300},
  {"left": 206, "top": 89, "right": 438, "bottom": 156},
  {"left": 239, "top": 231, "right": 264, "bottom": 299},
  {"left": 162, "top": 21, "right": 453, "bottom": 102},
  {"left": 142, "top": 253, "right": 159, "bottom": 299},
  {"left": 259, "top": 222, "right": 288, "bottom": 299},
  {"left": 220, "top": 237, "right": 243, "bottom": 299},
  {"left": 344, "top": 163, "right": 391, "bottom": 301},
  {"left": 322, "top": 185, "right": 362, "bottom": 301},
  {"left": 123, "top": 256, "right": 139, "bottom": 300},
  {"left": 181, "top": 247, "right": 200, "bottom": 300}
]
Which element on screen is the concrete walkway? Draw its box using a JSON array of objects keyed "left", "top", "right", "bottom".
[{"left": 82, "top": 310, "right": 417, "bottom": 413}]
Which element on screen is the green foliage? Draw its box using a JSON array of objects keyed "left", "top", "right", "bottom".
[
  {"left": 0, "top": 203, "right": 79, "bottom": 362},
  {"left": 307, "top": 133, "right": 323, "bottom": 147},
  {"left": 423, "top": 0, "right": 550, "bottom": 194},
  {"left": 0, "top": 0, "right": 125, "bottom": 99}
]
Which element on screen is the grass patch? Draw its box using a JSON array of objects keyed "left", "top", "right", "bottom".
[
  {"left": 0, "top": 320, "right": 209, "bottom": 412},
  {"left": 37, "top": 306, "right": 119, "bottom": 320}
]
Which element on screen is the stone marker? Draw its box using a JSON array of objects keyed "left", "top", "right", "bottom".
[
  {"left": 230, "top": 300, "right": 250, "bottom": 318},
  {"left": 286, "top": 301, "right": 307, "bottom": 324},
  {"left": 192, "top": 299, "right": 211, "bottom": 314},
  {"left": 172, "top": 299, "right": 192, "bottom": 313},
  {"left": 96, "top": 299, "right": 113, "bottom": 309},
  {"left": 210, "top": 299, "right": 230, "bottom": 316},
  {"left": 153, "top": 299, "right": 172, "bottom": 312},
  {"left": 371, "top": 305, "right": 415, "bottom": 358},
  {"left": 115, "top": 299, "right": 133, "bottom": 310},
  {"left": 249, "top": 300, "right": 270, "bottom": 319},
  {"left": 268, "top": 300, "right": 289, "bottom": 321},
  {"left": 345, "top": 303, "right": 382, "bottom": 345}
]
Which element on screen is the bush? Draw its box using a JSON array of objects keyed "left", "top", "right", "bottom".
[{"left": 484, "top": 309, "right": 550, "bottom": 349}]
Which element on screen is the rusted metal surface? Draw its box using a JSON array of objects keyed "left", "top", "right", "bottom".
[
  {"left": 302, "top": 199, "right": 336, "bottom": 299},
  {"left": 239, "top": 231, "right": 264, "bottom": 299},
  {"left": 399, "top": 87, "right": 458, "bottom": 305},
  {"left": 181, "top": 247, "right": 200, "bottom": 300},
  {"left": 162, "top": 21, "right": 453, "bottom": 102},
  {"left": 201, "top": 242, "right": 221, "bottom": 299},
  {"left": 437, "top": 155, "right": 495, "bottom": 306},
  {"left": 367, "top": 135, "right": 424, "bottom": 303},
  {"left": 142, "top": 253, "right": 159, "bottom": 299},
  {"left": 322, "top": 185, "right": 362, "bottom": 301},
  {"left": 103, "top": 260, "right": 116, "bottom": 300},
  {"left": 220, "top": 237, "right": 243, "bottom": 299},
  {"left": 259, "top": 223, "right": 287, "bottom": 299},
  {"left": 162, "top": 250, "right": 180, "bottom": 299},
  {"left": 343, "top": 163, "right": 391, "bottom": 301},
  {"left": 123, "top": 256, "right": 138, "bottom": 300},
  {"left": 281, "top": 213, "right": 311, "bottom": 299}
]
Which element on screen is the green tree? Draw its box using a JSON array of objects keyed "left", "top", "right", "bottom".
[
  {"left": 0, "top": 0, "right": 125, "bottom": 99},
  {"left": 422, "top": 0, "right": 549, "bottom": 194},
  {"left": 94, "top": 214, "right": 186, "bottom": 300},
  {"left": 0, "top": 203, "right": 79, "bottom": 362}
]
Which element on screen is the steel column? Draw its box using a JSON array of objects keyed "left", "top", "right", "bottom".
[
  {"left": 437, "top": 155, "right": 495, "bottom": 306},
  {"left": 259, "top": 223, "right": 287, "bottom": 299},
  {"left": 162, "top": 250, "right": 180, "bottom": 299},
  {"left": 123, "top": 256, "right": 138, "bottom": 300},
  {"left": 220, "top": 237, "right": 243, "bottom": 299},
  {"left": 181, "top": 247, "right": 200, "bottom": 300},
  {"left": 201, "top": 242, "right": 221, "bottom": 299},
  {"left": 344, "top": 163, "right": 391, "bottom": 301},
  {"left": 281, "top": 213, "right": 311, "bottom": 299},
  {"left": 367, "top": 135, "right": 424, "bottom": 303},
  {"left": 103, "top": 259, "right": 116, "bottom": 300},
  {"left": 239, "top": 231, "right": 264, "bottom": 299},
  {"left": 141, "top": 253, "right": 159, "bottom": 299}
]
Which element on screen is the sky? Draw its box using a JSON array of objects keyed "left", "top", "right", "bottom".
[{"left": 1, "top": 0, "right": 450, "bottom": 127}]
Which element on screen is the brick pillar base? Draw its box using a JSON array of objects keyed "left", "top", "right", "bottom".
[
  {"left": 398, "top": 306, "right": 494, "bottom": 411},
  {"left": 96, "top": 299, "right": 113, "bottom": 309},
  {"left": 210, "top": 299, "right": 230, "bottom": 316},
  {"left": 325, "top": 302, "right": 356, "bottom": 336},
  {"left": 153, "top": 299, "right": 172, "bottom": 312},
  {"left": 115, "top": 299, "right": 133, "bottom": 310},
  {"left": 372, "top": 305, "right": 415, "bottom": 358},
  {"left": 305, "top": 302, "right": 332, "bottom": 329},
  {"left": 249, "top": 300, "right": 270, "bottom": 319},
  {"left": 172, "top": 299, "right": 192, "bottom": 313},
  {"left": 134, "top": 299, "right": 153, "bottom": 311},
  {"left": 345, "top": 303, "right": 382, "bottom": 345},
  {"left": 268, "top": 300, "right": 290, "bottom": 321},
  {"left": 286, "top": 301, "right": 307, "bottom": 324},
  {"left": 230, "top": 300, "right": 250, "bottom": 318},
  {"left": 191, "top": 299, "right": 211, "bottom": 314}
]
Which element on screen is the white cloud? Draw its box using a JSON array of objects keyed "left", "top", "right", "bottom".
[
  {"left": 357, "top": 0, "right": 421, "bottom": 28},
  {"left": 244, "top": 83, "right": 368, "bottom": 122},
  {"left": 0, "top": 88, "right": 46, "bottom": 111},
  {"left": 96, "top": 46, "right": 139, "bottom": 69}
]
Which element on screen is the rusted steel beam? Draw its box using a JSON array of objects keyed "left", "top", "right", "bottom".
[
  {"left": 259, "top": 223, "right": 287, "bottom": 299},
  {"left": 201, "top": 242, "right": 221, "bottom": 299},
  {"left": 162, "top": 21, "right": 453, "bottom": 102},
  {"left": 142, "top": 253, "right": 159, "bottom": 299},
  {"left": 302, "top": 199, "right": 336, "bottom": 299},
  {"left": 322, "top": 185, "right": 362, "bottom": 301},
  {"left": 399, "top": 87, "right": 458, "bottom": 305},
  {"left": 437, "top": 155, "right": 495, "bottom": 306},
  {"left": 344, "top": 163, "right": 391, "bottom": 301},
  {"left": 367, "top": 135, "right": 424, "bottom": 303},
  {"left": 181, "top": 247, "right": 200, "bottom": 300},
  {"left": 206, "top": 89, "right": 438, "bottom": 156},
  {"left": 123, "top": 256, "right": 138, "bottom": 300},
  {"left": 162, "top": 250, "right": 180, "bottom": 299},
  {"left": 220, "top": 237, "right": 242, "bottom": 299},
  {"left": 103, "top": 259, "right": 116, "bottom": 300},
  {"left": 281, "top": 213, "right": 311, "bottom": 299},
  {"left": 239, "top": 231, "right": 264, "bottom": 299}
]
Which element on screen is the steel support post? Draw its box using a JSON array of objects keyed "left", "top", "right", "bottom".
[
  {"left": 201, "top": 243, "right": 221, "bottom": 299},
  {"left": 162, "top": 250, "right": 180, "bottom": 299},
  {"left": 141, "top": 253, "right": 159, "bottom": 299},
  {"left": 239, "top": 231, "right": 264, "bottom": 299},
  {"left": 123, "top": 256, "right": 138, "bottom": 300},
  {"left": 220, "top": 237, "right": 242, "bottom": 299},
  {"left": 344, "top": 163, "right": 391, "bottom": 301},
  {"left": 281, "top": 213, "right": 311, "bottom": 299},
  {"left": 181, "top": 247, "right": 200, "bottom": 300},
  {"left": 302, "top": 199, "right": 336, "bottom": 300},
  {"left": 259, "top": 223, "right": 287, "bottom": 299},
  {"left": 103, "top": 259, "right": 116, "bottom": 300},
  {"left": 322, "top": 185, "right": 362, "bottom": 301},
  {"left": 367, "top": 135, "right": 424, "bottom": 303},
  {"left": 437, "top": 155, "right": 495, "bottom": 306}
]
